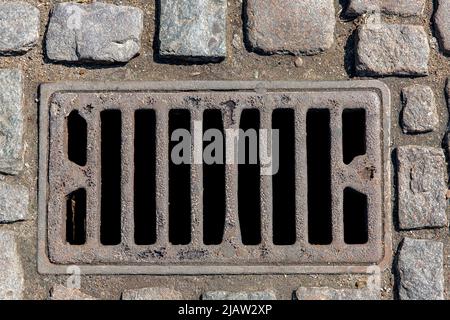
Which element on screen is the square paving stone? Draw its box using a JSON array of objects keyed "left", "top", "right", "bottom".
[
  {"left": 49, "top": 285, "right": 97, "bottom": 300},
  {"left": 356, "top": 24, "right": 429, "bottom": 76},
  {"left": 0, "top": 1, "right": 40, "bottom": 54},
  {"left": 158, "top": 0, "right": 227, "bottom": 61},
  {"left": 0, "top": 69, "right": 24, "bottom": 175},
  {"left": 435, "top": 0, "right": 450, "bottom": 55},
  {"left": 0, "top": 182, "right": 29, "bottom": 223},
  {"left": 347, "top": 0, "right": 426, "bottom": 17},
  {"left": 0, "top": 231, "right": 23, "bottom": 300},
  {"left": 296, "top": 287, "right": 380, "bottom": 300},
  {"left": 397, "top": 146, "right": 448, "bottom": 230},
  {"left": 46, "top": 2, "right": 143, "bottom": 63},
  {"left": 202, "top": 291, "right": 276, "bottom": 300},
  {"left": 122, "top": 287, "right": 183, "bottom": 300},
  {"left": 245, "top": 0, "right": 336, "bottom": 55},
  {"left": 397, "top": 238, "right": 444, "bottom": 300},
  {"left": 401, "top": 85, "right": 438, "bottom": 134}
]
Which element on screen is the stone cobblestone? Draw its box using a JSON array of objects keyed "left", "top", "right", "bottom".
[
  {"left": 159, "top": 0, "right": 227, "bottom": 61},
  {"left": 0, "top": 1, "right": 40, "bottom": 54},
  {"left": 397, "top": 146, "right": 447, "bottom": 230},
  {"left": 46, "top": 2, "right": 143, "bottom": 63},
  {"left": 49, "top": 285, "right": 97, "bottom": 300},
  {"left": 0, "top": 230, "right": 23, "bottom": 300},
  {"left": 0, "top": 69, "right": 24, "bottom": 175},
  {"left": 245, "top": 0, "right": 335, "bottom": 55},
  {"left": 435, "top": 0, "right": 450, "bottom": 55},
  {"left": 121, "top": 287, "right": 183, "bottom": 300},
  {"left": 401, "top": 85, "right": 439, "bottom": 134},
  {"left": 356, "top": 24, "right": 429, "bottom": 76},
  {"left": 397, "top": 238, "right": 444, "bottom": 300},
  {"left": 202, "top": 291, "right": 277, "bottom": 300},
  {"left": 347, "top": 0, "right": 426, "bottom": 17},
  {"left": 295, "top": 287, "right": 380, "bottom": 300},
  {"left": 0, "top": 182, "right": 29, "bottom": 223}
]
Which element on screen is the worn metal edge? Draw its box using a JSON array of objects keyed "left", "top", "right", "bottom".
[{"left": 38, "top": 80, "right": 392, "bottom": 275}]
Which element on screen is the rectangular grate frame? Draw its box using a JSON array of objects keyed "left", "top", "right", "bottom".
[{"left": 38, "top": 81, "right": 392, "bottom": 275}]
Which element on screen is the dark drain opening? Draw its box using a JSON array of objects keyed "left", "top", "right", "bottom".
[
  {"left": 67, "top": 110, "right": 87, "bottom": 166},
  {"left": 134, "top": 110, "right": 157, "bottom": 245},
  {"left": 238, "top": 109, "right": 261, "bottom": 245},
  {"left": 307, "top": 109, "right": 332, "bottom": 245},
  {"left": 169, "top": 109, "right": 191, "bottom": 245},
  {"left": 343, "top": 109, "right": 366, "bottom": 165},
  {"left": 272, "top": 109, "right": 296, "bottom": 245},
  {"left": 100, "top": 110, "right": 122, "bottom": 245},
  {"left": 66, "top": 188, "right": 86, "bottom": 245},
  {"left": 344, "top": 188, "right": 368, "bottom": 244},
  {"left": 203, "top": 110, "right": 226, "bottom": 245}
]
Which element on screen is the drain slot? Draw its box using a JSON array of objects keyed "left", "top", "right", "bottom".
[
  {"left": 238, "top": 109, "right": 261, "bottom": 245},
  {"left": 272, "top": 109, "right": 296, "bottom": 245},
  {"left": 307, "top": 109, "right": 332, "bottom": 245},
  {"left": 67, "top": 110, "right": 87, "bottom": 166},
  {"left": 344, "top": 188, "right": 368, "bottom": 244},
  {"left": 134, "top": 110, "right": 157, "bottom": 245},
  {"left": 203, "top": 110, "right": 226, "bottom": 245},
  {"left": 343, "top": 109, "right": 366, "bottom": 165},
  {"left": 66, "top": 189, "right": 86, "bottom": 245},
  {"left": 100, "top": 110, "right": 122, "bottom": 245},
  {"left": 169, "top": 109, "right": 192, "bottom": 245}
]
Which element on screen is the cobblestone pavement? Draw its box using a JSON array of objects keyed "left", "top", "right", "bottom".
[{"left": 0, "top": 0, "right": 449, "bottom": 300}]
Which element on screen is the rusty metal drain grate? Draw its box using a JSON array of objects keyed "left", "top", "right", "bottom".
[{"left": 38, "top": 81, "right": 391, "bottom": 274}]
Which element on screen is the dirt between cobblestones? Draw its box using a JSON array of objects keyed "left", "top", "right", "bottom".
[{"left": 0, "top": 0, "right": 448, "bottom": 300}]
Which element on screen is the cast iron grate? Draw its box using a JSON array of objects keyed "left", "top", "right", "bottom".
[{"left": 38, "top": 81, "right": 391, "bottom": 274}]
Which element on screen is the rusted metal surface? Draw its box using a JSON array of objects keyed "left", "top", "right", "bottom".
[{"left": 38, "top": 81, "right": 391, "bottom": 274}]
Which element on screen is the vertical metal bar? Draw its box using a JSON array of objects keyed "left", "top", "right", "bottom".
[
  {"left": 191, "top": 108, "right": 203, "bottom": 246},
  {"left": 260, "top": 104, "right": 273, "bottom": 246},
  {"left": 295, "top": 107, "right": 307, "bottom": 246},
  {"left": 361, "top": 106, "right": 381, "bottom": 244},
  {"left": 120, "top": 109, "right": 135, "bottom": 247},
  {"left": 86, "top": 107, "right": 101, "bottom": 246},
  {"left": 155, "top": 106, "right": 170, "bottom": 246},
  {"left": 222, "top": 107, "right": 241, "bottom": 244},
  {"left": 330, "top": 107, "right": 344, "bottom": 246},
  {"left": 48, "top": 106, "right": 68, "bottom": 246}
]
